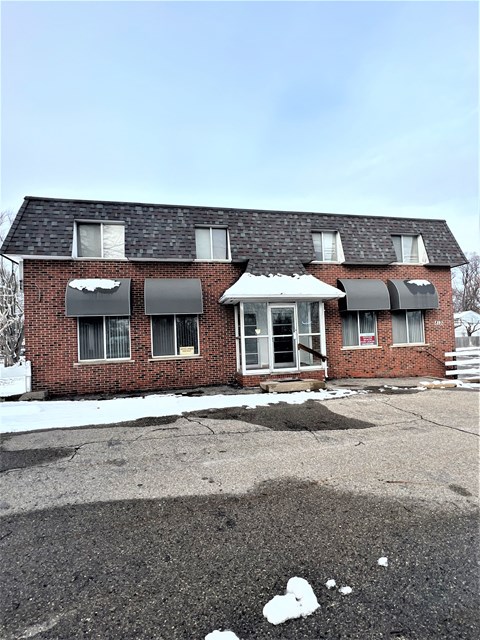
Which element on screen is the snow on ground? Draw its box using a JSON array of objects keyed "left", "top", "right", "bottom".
[
  {"left": 205, "top": 631, "right": 240, "bottom": 640},
  {"left": 419, "top": 379, "right": 479, "bottom": 389},
  {"left": 0, "top": 388, "right": 357, "bottom": 434},
  {"left": 377, "top": 557, "right": 389, "bottom": 567},
  {"left": 263, "top": 577, "right": 319, "bottom": 625}
]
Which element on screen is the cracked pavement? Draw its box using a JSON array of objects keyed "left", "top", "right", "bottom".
[
  {"left": 1, "top": 389, "right": 478, "bottom": 514},
  {"left": 1, "top": 387, "right": 479, "bottom": 640}
]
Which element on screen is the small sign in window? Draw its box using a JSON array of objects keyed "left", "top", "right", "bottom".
[
  {"left": 179, "top": 346, "right": 195, "bottom": 356},
  {"left": 360, "top": 334, "right": 376, "bottom": 346}
]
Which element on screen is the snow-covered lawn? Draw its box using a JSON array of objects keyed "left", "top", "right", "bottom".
[
  {"left": 0, "top": 361, "right": 31, "bottom": 398},
  {"left": 0, "top": 388, "right": 358, "bottom": 434}
]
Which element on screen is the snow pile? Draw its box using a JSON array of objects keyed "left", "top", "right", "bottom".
[
  {"left": 419, "top": 379, "right": 479, "bottom": 390},
  {"left": 325, "top": 579, "right": 336, "bottom": 589},
  {"left": 205, "top": 631, "right": 240, "bottom": 640},
  {"left": 220, "top": 273, "right": 344, "bottom": 302},
  {"left": 407, "top": 279, "right": 431, "bottom": 286},
  {"left": 263, "top": 577, "right": 319, "bottom": 625},
  {"left": 0, "top": 388, "right": 358, "bottom": 434},
  {"left": 68, "top": 278, "right": 120, "bottom": 292},
  {"left": 338, "top": 586, "right": 352, "bottom": 595},
  {"left": 377, "top": 556, "right": 388, "bottom": 567}
]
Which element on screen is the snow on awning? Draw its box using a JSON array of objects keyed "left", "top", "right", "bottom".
[
  {"left": 387, "top": 279, "right": 439, "bottom": 310},
  {"left": 219, "top": 273, "right": 345, "bottom": 304},
  {"left": 65, "top": 278, "right": 131, "bottom": 317},
  {"left": 144, "top": 278, "right": 203, "bottom": 314},
  {"left": 338, "top": 279, "right": 390, "bottom": 312}
]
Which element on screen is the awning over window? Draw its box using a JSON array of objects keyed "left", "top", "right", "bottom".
[
  {"left": 144, "top": 278, "right": 203, "bottom": 314},
  {"left": 219, "top": 273, "right": 344, "bottom": 304},
  {"left": 387, "top": 279, "right": 439, "bottom": 310},
  {"left": 65, "top": 278, "right": 131, "bottom": 317},
  {"left": 337, "top": 279, "right": 390, "bottom": 312}
]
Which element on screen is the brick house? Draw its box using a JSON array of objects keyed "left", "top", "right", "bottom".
[{"left": 1, "top": 196, "right": 467, "bottom": 396}]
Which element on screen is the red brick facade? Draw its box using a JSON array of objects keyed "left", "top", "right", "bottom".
[{"left": 23, "top": 260, "right": 455, "bottom": 396}]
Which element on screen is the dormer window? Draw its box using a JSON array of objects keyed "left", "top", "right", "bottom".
[
  {"left": 392, "top": 235, "right": 428, "bottom": 264},
  {"left": 75, "top": 222, "right": 125, "bottom": 259},
  {"left": 195, "top": 227, "right": 229, "bottom": 260},
  {"left": 312, "top": 231, "right": 343, "bottom": 262}
]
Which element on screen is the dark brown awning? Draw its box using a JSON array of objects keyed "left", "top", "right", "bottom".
[
  {"left": 144, "top": 278, "right": 203, "bottom": 314},
  {"left": 337, "top": 279, "right": 390, "bottom": 312},
  {"left": 65, "top": 279, "right": 131, "bottom": 317},
  {"left": 387, "top": 279, "right": 439, "bottom": 310}
]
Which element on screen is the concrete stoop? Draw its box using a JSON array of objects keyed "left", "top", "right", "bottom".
[{"left": 260, "top": 379, "right": 326, "bottom": 393}]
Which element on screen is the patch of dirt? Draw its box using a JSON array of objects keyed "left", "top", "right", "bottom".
[{"left": 188, "top": 399, "right": 375, "bottom": 431}]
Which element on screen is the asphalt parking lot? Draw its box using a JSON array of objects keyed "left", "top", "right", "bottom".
[{"left": 1, "top": 388, "right": 479, "bottom": 639}]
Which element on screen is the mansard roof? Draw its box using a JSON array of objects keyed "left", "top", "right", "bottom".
[{"left": 1, "top": 196, "right": 467, "bottom": 274}]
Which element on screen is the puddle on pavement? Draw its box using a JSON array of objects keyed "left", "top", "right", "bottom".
[
  {"left": 187, "top": 400, "right": 375, "bottom": 431},
  {"left": 0, "top": 447, "right": 75, "bottom": 472}
]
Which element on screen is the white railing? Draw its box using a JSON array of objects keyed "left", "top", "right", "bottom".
[
  {"left": 0, "top": 360, "right": 31, "bottom": 397},
  {"left": 445, "top": 347, "right": 480, "bottom": 381}
]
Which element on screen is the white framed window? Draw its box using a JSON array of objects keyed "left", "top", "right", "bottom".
[
  {"left": 391, "top": 235, "right": 428, "bottom": 264},
  {"left": 78, "top": 316, "right": 130, "bottom": 361},
  {"left": 151, "top": 315, "right": 199, "bottom": 357},
  {"left": 342, "top": 311, "right": 378, "bottom": 347},
  {"left": 75, "top": 222, "right": 125, "bottom": 259},
  {"left": 392, "top": 310, "right": 425, "bottom": 344},
  {"left": 297, "top": 301, "right": 324, "bottom": 367},
  {"left": 312, "top": 231, "right": 343, "bottom": 262},
  {"left": 195, "top": 227, "right": 230, "bottom": 260}
]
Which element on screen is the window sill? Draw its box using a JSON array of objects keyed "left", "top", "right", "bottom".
[
  {"left": 72, "top": 257, "right": 128, "bottom": 261},
  {"left": 194, "top": 259, "right": 232, "bottom": 263},
  {"left": 390, "top": 262, "right": 429, "bottom": 266},
  {"left": 74, "top": 359, "right": 135, "bottom": 366},
  {"left": 390, "top": 343, "right": 429, "bottom": 348},
  {"left": 341, "top": 345, "right": 381, "bottom": 351},
  {"left": 310, "top": 260, "right": 344, "bottom": 265},
  {"left": 149, "top": 355, "right": 202, "bottom": 362}
]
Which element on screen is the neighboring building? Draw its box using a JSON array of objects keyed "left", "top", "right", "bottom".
[
  {"left": 0, "top": 196, "right": 467, "bottom": 396},
  {"left": 454, "top": 311, "right": 480, "bottom": 347}
]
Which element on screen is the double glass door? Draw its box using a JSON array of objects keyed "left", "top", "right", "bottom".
[
  {"left": 270, "top": 306, "right": 296, "bottom": 369},
  {"left": 242, "top": 303, "right": 297, "bottom": 370}
]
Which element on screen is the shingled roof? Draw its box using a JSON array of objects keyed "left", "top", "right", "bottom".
[{"left": 1, "top": 196, "right": 467, "bottom": 274}]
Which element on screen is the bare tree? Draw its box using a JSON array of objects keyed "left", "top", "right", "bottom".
[
  {"left": 454, "top": 312, "right": 480, "bottom": 336},
  {"left": 452, "top": 252, "right": 480, "bottom": 314},
  {"left": 0, "top": 211, "right": 24, "bottom": 365}
]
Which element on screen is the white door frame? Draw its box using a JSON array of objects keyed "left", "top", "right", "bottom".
[{"left": 268, "top": 303, "right": 297, "bottom": 370}]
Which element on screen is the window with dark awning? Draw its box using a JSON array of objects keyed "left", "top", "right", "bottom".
[
  {"left": 387, "top": 279, "right": 439, "bottom": 310},
  {"left": 144, "top": 279, "right": 203, "bottom": 315},
  {"left": 337, "top": 279, "right": 390, "bottom": 312},
  {"left": 65, "top": 278, "right": 131, "bottom": 317}
]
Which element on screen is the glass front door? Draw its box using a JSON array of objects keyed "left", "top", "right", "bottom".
[{"left": 270, "top": 306, "right": 296, "bottom": 369}]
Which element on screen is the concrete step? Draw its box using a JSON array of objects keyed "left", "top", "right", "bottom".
[{"left": 260, "top": 379, "right": 326, "bottom": 393}]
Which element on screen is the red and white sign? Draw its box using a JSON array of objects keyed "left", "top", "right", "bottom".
[{"left": 360, "top": 334, "right": 376, "bottom": 346}]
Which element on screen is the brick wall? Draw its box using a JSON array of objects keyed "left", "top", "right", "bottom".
[
  {"left": 307, "top": 263, "right": 455, "bottom": 379},
  {"left": 23, "top": 260, "right": 455, "bottom": 396},
  {"left": 23, "top": 260, "right": 242, "bottom": 396}
]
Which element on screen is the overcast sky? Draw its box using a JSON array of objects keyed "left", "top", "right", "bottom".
[{"left": 2, "top": 0, "right": 478, "bottom": 254}]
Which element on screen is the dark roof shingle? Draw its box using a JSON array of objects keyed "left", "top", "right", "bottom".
[{"left": 1, "top": 196, "right": 467, "bottom": 273}]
